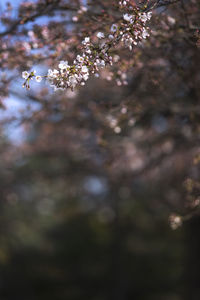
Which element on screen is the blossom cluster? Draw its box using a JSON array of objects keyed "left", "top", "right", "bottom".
[
  {"left": 72, "top": 5, "right": 88, "bottom": 22},
  {"left": 22, "top": 0, "right": 152, "bottom": 91},
  {"left": 169, "top": 214, "right": 182, "bottom": 230}
]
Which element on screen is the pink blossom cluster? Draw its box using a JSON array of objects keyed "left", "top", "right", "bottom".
[{"left": 22, "top": 0, "right": 152, "bottom": 91}]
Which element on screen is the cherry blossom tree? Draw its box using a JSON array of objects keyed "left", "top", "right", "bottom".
[
  {"left": 0, "top": 0, "right": 200, "bottom": 299},
  {"left": 0, "top": 0, "right": 200, "bottom": 230}
]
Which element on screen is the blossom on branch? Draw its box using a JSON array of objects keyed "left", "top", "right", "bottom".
[{"left": 22, "top": 1, "right": 152, "bottom": 91}]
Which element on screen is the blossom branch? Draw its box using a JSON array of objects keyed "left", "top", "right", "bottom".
[{"left": 22, "top": 0, "right": 153, "bottom": 91}]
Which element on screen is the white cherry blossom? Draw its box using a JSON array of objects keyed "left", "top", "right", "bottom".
[
  {"left": 22, "top": 1, "right": 152, "bottom": 91},
  {"left": 97, "top": 32, "right": 105, "bottom": 39}
]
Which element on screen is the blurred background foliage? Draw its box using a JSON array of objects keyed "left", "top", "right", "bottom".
[
  {"left": 0, "top": 139, "right": 185, "bottom": 300},
  {"left": 0, "top": 0, "right": 200, "bottom": 299}
]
